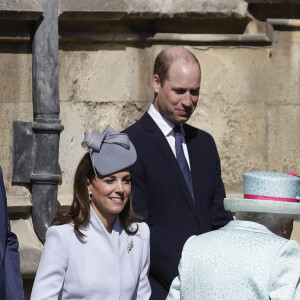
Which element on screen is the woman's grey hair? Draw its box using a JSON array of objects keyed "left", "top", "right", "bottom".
[{"left": 235, "top": 211, "right": 299, "bottom": 235}]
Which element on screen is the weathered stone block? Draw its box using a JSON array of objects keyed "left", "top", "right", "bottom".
[
  {"left": 192, "top": 46, "right": 272, "bottom": 105},
  {"left": 189, "top": 102, "right": 268, "bottom": 193},
  {"left": 59, "top": 0, "right": 249, "bottom": 19},
  {"left": 260, "top": 31, "right": 300, "bottom": 105},
  {"left": 11, "top": 217, "right": 43, "bottom": 276},
  {"left": 59, "top": 46, "right": 153, "bottom": 103},
  {"left": 0, "top": 0, "right": 42, "bottom": 20},
  {"left": 0, "top": 48, "right": 32, "bottom": 103},
  {"left": 189, "top": 39, "right": 300, "bottom": 106},
  {"left": 268, "top": 105, "right": 300, "bottom": 173}
]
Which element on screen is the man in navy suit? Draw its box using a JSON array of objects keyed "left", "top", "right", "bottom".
[
  {"left": 0, "top": 167, "right": 24, "bottom": 299},
  {"left": 124, "top": 47, "right": 232, "bottom": 299}
]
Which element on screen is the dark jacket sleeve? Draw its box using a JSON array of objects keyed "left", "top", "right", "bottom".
[{"left": 0, "top": 167, "right": 24, "bottom": 300}]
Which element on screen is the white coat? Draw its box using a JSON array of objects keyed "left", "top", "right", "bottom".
[{"left": 31, "top": 207, "right": 151, "bottom": 300}]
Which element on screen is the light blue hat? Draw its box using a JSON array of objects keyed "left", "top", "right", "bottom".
[
  {"left": 224, "top": 171, "right": 300, "bottom": 215},
  {"left": 81, "top": 125, "right": 137, "bottom": 176}
]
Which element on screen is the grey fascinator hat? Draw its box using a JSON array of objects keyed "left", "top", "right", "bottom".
[{"left": 81, "top": 125, "right": 137, "bottom": 176}]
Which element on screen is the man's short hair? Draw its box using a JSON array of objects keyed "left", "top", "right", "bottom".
[{"left": 153, "top": 47, "right": 200, "bottom": 86}]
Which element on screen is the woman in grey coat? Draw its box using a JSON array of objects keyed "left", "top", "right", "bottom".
[{"left": 31, "top": 126, "right": 151, "bottom": 300}]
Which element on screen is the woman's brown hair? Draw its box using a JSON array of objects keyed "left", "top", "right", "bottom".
[{"left": 52, "top": 153, "right": 139, "bottom": 237}]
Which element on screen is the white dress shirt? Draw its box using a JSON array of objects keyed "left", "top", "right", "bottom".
[
  {"left": 148, "top": 104, "right": 191, "bottom": 168},
  {"left": 31, "top": 206, "right": 151, "bottom": 300}
]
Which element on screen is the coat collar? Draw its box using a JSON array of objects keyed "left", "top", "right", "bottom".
[
  {"left": 81, "top": 205, "right": 123, "bottom": 243},
  {"left": 90, "top": 205, "right": 122, "bottom": 234},
  {"left": 221, "top": 220, "right": 275, "bottom": 235}
]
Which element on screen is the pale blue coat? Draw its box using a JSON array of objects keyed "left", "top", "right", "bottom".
[
  {"left": 167, "top": 220, "right": 300, "bottom": 300},
  {"left": 31, "top": 207, "right": 151, "bottom": 300}
]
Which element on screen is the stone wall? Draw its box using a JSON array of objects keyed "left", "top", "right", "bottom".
[{"left": 0, "top": 0, "right": 300, "bottom": 298}]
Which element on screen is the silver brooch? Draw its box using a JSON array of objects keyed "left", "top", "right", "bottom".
[{"left": 127, "top": 240, "right": 134, "bottom": 253}]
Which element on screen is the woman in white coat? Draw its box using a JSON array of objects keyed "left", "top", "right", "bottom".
[{"left": 31, "top": 126, "right": 151, "bottom": 300}]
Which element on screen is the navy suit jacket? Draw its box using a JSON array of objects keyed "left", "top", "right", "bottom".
[
  {"left": 0, "top": 167, "right": 24, "bottom": 300},
  {"left": 124, "top": 113, "right": 232, "bottom": 298}
]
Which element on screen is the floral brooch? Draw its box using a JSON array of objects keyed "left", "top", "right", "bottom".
[{"left": 127, "top": 240, "right": 134, "bottom": 253}]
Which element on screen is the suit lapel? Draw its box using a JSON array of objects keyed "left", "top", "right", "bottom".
[
  {"left": 184, "top": 124, "right": 198, "bottom": 181},
  {"left": 184, "top": 124, "right": 202, "bottom": 213},
  {"left": 140, "top": 113, "right": 200, "bottom": 222},
  {"left": 184, "top": 124, "right": 210, "bottom": 231}
]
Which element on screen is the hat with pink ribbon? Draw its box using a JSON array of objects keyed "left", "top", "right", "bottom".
[{"left": 224, "top": 171, "right": 300, "bottom": 215}]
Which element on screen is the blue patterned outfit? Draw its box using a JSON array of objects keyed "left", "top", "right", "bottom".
[{"left": 167, "top": 220, "right": 300, "bottom": 300}]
